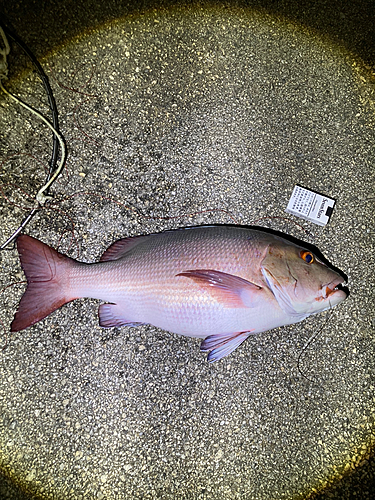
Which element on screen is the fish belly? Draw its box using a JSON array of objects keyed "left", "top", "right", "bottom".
[
  {"left": 67, "top": 226, "right": 288, "bottom": 337},
  {"left": 69, "top": 259, "right": 286, "bottom": 338}
]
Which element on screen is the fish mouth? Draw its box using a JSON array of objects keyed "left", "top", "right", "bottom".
[{"left": 321, "top": 277, "right": 347, "bottom": 300}]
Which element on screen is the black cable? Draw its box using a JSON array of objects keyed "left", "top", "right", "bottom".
[
  {"left": 0, "top": 20, "right": 60, "bottom": 182},
  {"left": 0, "top": 20, "right": 64, "bottom": 249}
]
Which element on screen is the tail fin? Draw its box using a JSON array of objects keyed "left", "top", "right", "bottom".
[{"left": 11, "top": 235, "right": 78, "bottom": 332}]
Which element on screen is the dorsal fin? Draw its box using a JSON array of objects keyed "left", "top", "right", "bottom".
[{"left": 100, "top": 235, "right": 150, "bottom": 262}]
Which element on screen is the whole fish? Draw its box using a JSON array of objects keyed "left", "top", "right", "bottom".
[{"left": 11, "top": 225, "right": 348, "bottom": 362}]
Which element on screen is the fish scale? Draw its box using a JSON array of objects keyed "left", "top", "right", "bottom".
[{"left": 11, "top": 225, "right": 347, "bottom": 362}]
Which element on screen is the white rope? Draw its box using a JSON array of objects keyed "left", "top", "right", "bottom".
[
  {"left": 0, "top": 81, "right": 66, "bottom": 205},
  {"left": 0, "top": 26, "right": 65, "bottom": 205}
]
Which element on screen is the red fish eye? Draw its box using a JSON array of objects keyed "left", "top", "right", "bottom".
[{"left": 300, "top": 250, "right": 314, "bottom": 264}]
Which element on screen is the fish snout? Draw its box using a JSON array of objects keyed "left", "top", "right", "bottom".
[{"left": 320, "top": 276, "right": 348, "bottom": 302}]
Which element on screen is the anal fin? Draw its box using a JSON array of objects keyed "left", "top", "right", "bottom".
[{"left": 98, "top": 303, "right": 144, "bottom": 328}]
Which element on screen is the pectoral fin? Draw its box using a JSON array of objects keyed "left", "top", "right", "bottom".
[
  {"left": 176, "top": 269, "right": 262, "bottom": 308},
  {"left": 200, "top": 331, "right": 251, "bottom": 362}
]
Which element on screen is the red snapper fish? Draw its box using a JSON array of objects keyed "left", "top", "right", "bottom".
[{"left": 11, "top": 225, "right": 348, "bottom": 362}]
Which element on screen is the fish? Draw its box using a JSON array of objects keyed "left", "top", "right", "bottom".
[{"left": 10, "top": 225, "right": 348, "bottom": 362}]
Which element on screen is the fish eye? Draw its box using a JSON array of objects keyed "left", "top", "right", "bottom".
[{"left": 300, "top": 250, "right": 314, "bottom": 264}]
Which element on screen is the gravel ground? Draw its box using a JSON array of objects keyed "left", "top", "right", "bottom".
[{"left": 0, "top": 1, "right": 374, "bottom": 499}]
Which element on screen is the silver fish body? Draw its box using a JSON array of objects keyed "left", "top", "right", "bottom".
[{"left": 11, "top": 225, "right": 348, "bottom": 361}]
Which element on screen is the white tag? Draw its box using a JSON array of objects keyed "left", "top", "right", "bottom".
[{"left": 285, "top": 185, "right": 335, "bottom": 226}]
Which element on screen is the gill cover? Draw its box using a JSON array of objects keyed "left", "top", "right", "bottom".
[{"left": 260, "top": 242, "right": 304, "bottom": 317}]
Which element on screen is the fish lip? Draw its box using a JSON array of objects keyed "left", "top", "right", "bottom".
[{"left": 321, "top": 276, "right": 346, "bottom": 299}]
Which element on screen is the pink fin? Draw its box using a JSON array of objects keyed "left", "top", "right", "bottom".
[
  {"left": 100, "top": 235, "right": 150, "bottom": 262},
  {"left": 201, "top": 331, "right": 251, "bottom": 362},
  {"left": 11, "top": 235, "right": 77, "bottom": 332},
  {"left": 98, "top": 303, "right": 144, "bottom": 328},
  {"left": 176, "top": 269, "right": 261, "bottom": 308}
]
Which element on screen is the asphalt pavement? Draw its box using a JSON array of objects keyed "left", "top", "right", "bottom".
[{"left": 0, "top": 1, "right": 374, "bottom": 499}]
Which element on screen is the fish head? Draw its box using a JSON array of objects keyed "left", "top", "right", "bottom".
[{"left": 260, "top": 240, "right": 348, "bottom": 318}]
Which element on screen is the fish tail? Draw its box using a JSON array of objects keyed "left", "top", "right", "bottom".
[{"left": 11, "top": 235, "right": 78, "bottom": 332}]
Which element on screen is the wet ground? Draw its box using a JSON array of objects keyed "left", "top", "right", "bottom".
[{"left": 0, "top": 1, "right": 374, "bottom": 499}]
